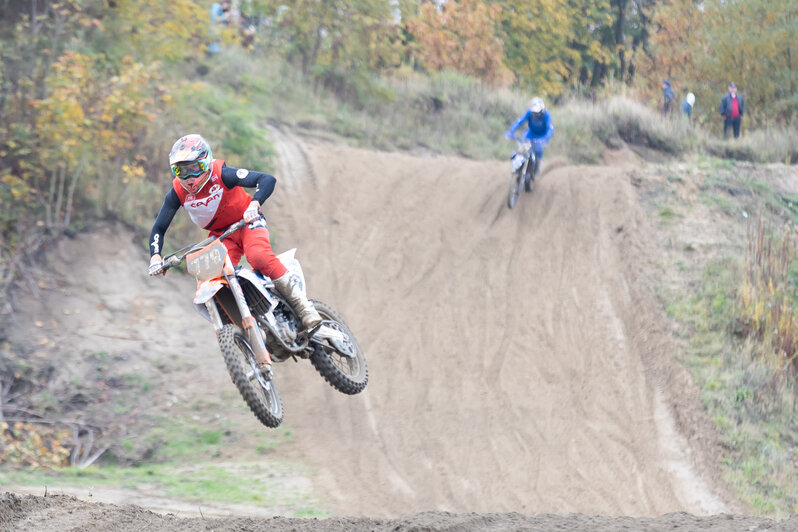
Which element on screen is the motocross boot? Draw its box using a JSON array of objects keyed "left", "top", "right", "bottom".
[{"left": 272, "top": 271, "right": 323, "bottom": 331}]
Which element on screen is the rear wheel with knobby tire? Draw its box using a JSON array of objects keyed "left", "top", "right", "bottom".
[{"left": 309, "top": 299, "right": 368, "bottom": 395}]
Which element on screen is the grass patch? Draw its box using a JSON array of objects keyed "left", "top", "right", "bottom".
[
  {"left": 1, "top": 414, "right": 317, "bottom": 515},
  {"left": 120, "top": 373, "right": 152, "bottom": 393},
  {"left": 658, "top": 205, "right": 680, "bottom": 221},
  {"left": 138, "top": 416, "right": 233, "bottom": 462},
  {"left": 649, "top": 163, "right": 798, "bottom": 517},
  {"left": 695, "top": 159, "right": 798, "bottom": 224},
  {"left": 0, "top": 462, "right": 326, "bottom": 516},
  {"left": 664, "top": 257, "right": 798, "bottom": 517}
]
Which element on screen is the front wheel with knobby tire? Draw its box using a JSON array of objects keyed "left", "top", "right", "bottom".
[
  {"left": 218, "top": 324, "right": 284, "bottom": 428},
  {"left": 525, "top": 158, "right": 539, "bottom": 192},
  {"left": 507, "top": 170, "right": 522, "bottom": 209},
  {"left": 309, "top": 299, "right": 368, "bottom": 395}
]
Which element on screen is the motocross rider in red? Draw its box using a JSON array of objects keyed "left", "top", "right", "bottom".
[{"left": 147, "top": 134, "right": 322, "bottom": 331}]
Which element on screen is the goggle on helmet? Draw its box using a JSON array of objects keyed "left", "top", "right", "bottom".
[
  {"left": 171, "top": 157, "right": 211, "bottom": 179},
  {"left": 169, "top": 134, "right": 213, "bottom": 194}
]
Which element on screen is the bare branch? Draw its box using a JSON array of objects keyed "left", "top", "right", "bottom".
[
  {"left": 64, "top": 157, "right": 85, "bottom": 229},
  {"left": 54, "top": 165, "right": 66, "bottom": 229},
  {"left": 79, "top": 446, "right": 109, "bottom": 468}
]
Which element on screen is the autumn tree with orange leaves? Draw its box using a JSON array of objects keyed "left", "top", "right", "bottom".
[{"left": 407, "top": 0, "right": 513, "bottom": 86}]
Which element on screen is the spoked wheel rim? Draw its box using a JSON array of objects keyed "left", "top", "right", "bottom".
[{"left": 234, "top": 333, "right": 282, "bottom": 419}]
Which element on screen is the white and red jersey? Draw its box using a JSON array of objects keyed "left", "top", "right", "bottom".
[{"left": 172, "top": 159, "right": 251, "bottom": 232}]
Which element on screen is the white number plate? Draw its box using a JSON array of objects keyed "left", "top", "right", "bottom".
[{"left": 512, "top": 154, "right": 526, "bottom": 171}]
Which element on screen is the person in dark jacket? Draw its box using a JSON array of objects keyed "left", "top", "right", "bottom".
[
  {"left": 662, "top": 79, "right": 675, "bottom": 116},
  {"left": 719, "top": 82, "right": 744, "bottom": 139}
]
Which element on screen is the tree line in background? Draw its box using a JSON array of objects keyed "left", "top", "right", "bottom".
[
  {"left": 1, "top": 0, "right": 797, "bottom": 280},
  {"left": 243, "top": 0, "right": 796, "bottom": 125}
]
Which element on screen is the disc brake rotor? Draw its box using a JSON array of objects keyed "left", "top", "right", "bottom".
[{"left": 323, "top": 320, "right": 356, "bottom": 357}]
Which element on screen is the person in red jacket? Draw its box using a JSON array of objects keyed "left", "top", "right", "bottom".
[{"left": 147, "top": 134, "right": 322, "bottom": 331}]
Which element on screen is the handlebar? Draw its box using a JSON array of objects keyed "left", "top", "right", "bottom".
[{"left": 160, "top": 219, "right": 247, "bottom": 272}]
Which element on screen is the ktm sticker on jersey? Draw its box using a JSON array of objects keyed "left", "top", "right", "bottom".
[{"left": 236, "top": 168, "right": 249, "bottom": 179}]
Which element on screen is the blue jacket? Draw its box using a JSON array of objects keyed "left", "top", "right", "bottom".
[
  {"left": 508, "top": 109, "right": 554, "bottom": 145},
  {"left": 663, "top": 84, "right": 674, "bottom": 102}
]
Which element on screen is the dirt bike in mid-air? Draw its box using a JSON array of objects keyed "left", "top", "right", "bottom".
[
  {"left": 160, "top": 219, "right": 368, "bottom": 428},
  {"left": 507, "top": 138, "right": 539, "bottom": 209}
]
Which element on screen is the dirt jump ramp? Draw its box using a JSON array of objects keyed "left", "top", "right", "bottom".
[{"left": 266, "top": 134, "right": 731, "bottom": 518}]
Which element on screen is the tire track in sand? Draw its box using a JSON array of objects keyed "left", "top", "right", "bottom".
[{"left": 267, "top": 132, "right": 730, "bottom": 518}]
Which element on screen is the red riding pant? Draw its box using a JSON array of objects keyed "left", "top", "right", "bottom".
[{"left": 217, "top": 225, "right": 287, "bottom": 279}]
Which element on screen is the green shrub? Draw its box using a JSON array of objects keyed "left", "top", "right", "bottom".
[
  {"left": 705, "top": 128, "right": 798, "bottom": 164},
  {"left": 605, "top": 97, "right": 692, "bottom": 154},
  {"left": 738, "top": 218, "right": 798, "bottom": 380},
  {"left": 705, "top": 137, "right": 760, "bottom": 162},
  {"left": 670, "top": 255, "right": 798, "bottom": 516}
]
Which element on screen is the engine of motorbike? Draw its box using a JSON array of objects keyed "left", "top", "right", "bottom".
[
  {"left": 262, "top": 306, "right": 305, "bottom": 362},
  {"left": 274, "top": 307, "right": 299, "bottom": 344}
]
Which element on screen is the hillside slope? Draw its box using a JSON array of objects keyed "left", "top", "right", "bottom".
[
  {"left": 266, "top": 130, "right": 731, "bottom": 517},
  {"left": 2, "top": 130, "right": 739, "bottom": 522}
]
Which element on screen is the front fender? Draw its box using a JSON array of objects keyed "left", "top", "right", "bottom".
[{"left": 194, "top": 279, "right": 225, "bottom": 304}]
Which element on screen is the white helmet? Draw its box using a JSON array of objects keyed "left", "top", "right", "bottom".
[
  {"left": 529, "top": 97, "right": 545, "bottom": 117},
  {"left": 686, "top": 92, "right": 696, "bottom": 106}
]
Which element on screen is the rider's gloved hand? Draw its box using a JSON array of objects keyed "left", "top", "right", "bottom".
[
  {"left": 243, "top": 200, "right": 261, "bottom": 223},
  {"left": 504, "top": 130, "right": 515, "bottom": 140},
  {"left": 148, "top": 254, "right": 165, "bottom": 276}
]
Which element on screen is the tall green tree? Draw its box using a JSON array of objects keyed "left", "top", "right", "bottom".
[
  {"left": 494, "top": 0, "right": 573, "bottom": 95},
  {"left": 699, "top": 0, "right": 798, "bottom": 123},
  {"left": 565, "top": 0, "right": 615, "bottom": 88}
]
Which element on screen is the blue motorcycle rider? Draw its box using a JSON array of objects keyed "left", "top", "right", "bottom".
[{"left": 504, "top": 97, "right": 554, "bottom": 185}]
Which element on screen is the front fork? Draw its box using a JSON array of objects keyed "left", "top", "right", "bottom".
[{"left": 205, "top": 258, "right": 273, "bottom": 369}]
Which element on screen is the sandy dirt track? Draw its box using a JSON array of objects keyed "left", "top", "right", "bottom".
[
  {"left": 4, "top": 493, "right": 796, "bottom": 532},
  {"left": 265, "top": 130, "right": 731, "bottom": 517},
  {"left": 4, "top": 129, "right": 771, "bottom": 530}
]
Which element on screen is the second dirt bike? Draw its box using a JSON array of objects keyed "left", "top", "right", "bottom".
[
  {"left": 507, "top": 138, "right": 539, "bottom": 209},
  {"left": 159, "top": 219, "right": 368, "bottom": 428}
]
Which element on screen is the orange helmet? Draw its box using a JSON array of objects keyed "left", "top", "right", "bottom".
[{"left": 169, "top": 134, "right": 213, "bottom": 194}]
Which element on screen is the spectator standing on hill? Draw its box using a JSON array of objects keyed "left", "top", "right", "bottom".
[
  {"left": 719, "top": 82, "right": 744, "bottom": 139},
  {"left": 662, "top": 79, "right": 674, "bottom": 116},
  {"left": 682, "top": 92, "right": 695, "bottom": 120},
  {"left": 209, "top": 0, "right": 234, "bottom": 54}
]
